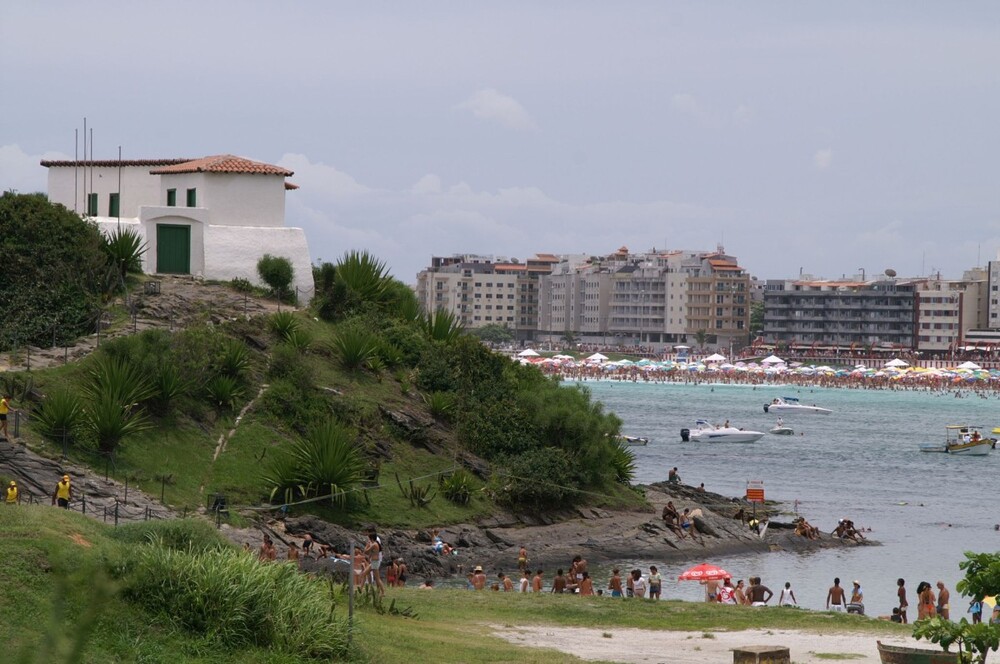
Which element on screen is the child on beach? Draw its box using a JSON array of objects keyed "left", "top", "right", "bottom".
[
  {"left": 630, "top": 569, "right": 647, "bottom": 598},
  {"left": 648, "top": 566, "right": 662, "bottom": 600},
  {"left": 970, "top": 598, "right": 983, "bottom": 624},
  {"left": 608, "top": 569, "right": 623, "bottom": 598}
]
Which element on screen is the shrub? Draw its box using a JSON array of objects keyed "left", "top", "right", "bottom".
[
  {"left": 424, "top": 391, "right": 455, "bottom": 422},
  {"left": 256, "top": 254, "right": 295, "bottom": 301},
  {"left": 204, "top": 375, "right": 244, "bottom": 412},
  {"left": 331, "top": 328, "right": 378, "bottom": 371},
  {"left": 260, "top": 379, "right": 327, "bottom": 435},
  {"left": 440, "top": 469, "right": 474, "bottom": 505},
  {"left": 150, "top": 364, "right": 189, "bottom": 415},
  {"left": 33, "top": 385, "right": 84, "bottom": 444},
  {"left": 267, "top": 345, "right": 314, "bottom": 388},
  {"left": 111, "top": 518, "right": 229, "bottom": 553},
  {"left": 118, "top": 546, "right": 349, "bottom": 657},
  {"left": 376, "top": 341, "right": 405, "bottom": 368},
  {"left": 268, "top": 311, "right": 300, "bottom": 339},
  {"left": 332, "top": 250, "right": 390, "bottom": 304},
  {"left": 283, "top": 328, "right": 312, "bottom": 352},
  {"left": 491, "top": 447, "right": 583, "bottom": 509},
  {"left": 101, "top": 225, "right": 146, "bottom": 281},
  {"left": 261, "top": 419, "right": 365, "bottom": 505}
]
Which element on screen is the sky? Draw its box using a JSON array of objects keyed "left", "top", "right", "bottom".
[{"left": 2, "top": 2, "right": 999, "bottom": 284}]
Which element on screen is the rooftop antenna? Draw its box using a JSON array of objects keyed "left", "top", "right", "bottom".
[
  {"left": 74, "top": 127, "right": 79, "bottom": 213},
  {"left": 117, "top": 145, "right": 122, "bottom": 229}
]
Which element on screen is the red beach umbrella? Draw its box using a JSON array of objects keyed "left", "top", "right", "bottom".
[{"left": 678, "top": 562, "right": 730, "bottom": 581}]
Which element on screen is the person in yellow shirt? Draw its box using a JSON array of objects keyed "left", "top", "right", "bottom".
[
  {"left": 0, "top": 394, "right": 10, "bottom": 440},
  {"left": 52, "top": 474, "right": 72, "bottom": 508},
  {"left": 5, "top": 481, "right": 18, "bottom": 505}
]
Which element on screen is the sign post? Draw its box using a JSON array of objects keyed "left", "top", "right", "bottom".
[{"left": 746, "top": 480, "right": 765, "bottom": 535}]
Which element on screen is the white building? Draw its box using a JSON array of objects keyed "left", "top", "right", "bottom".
[{"left": 42, "top": 155, "right": 314, "bottom": 301}]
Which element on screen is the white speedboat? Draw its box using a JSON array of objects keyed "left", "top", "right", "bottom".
[
  {"left": 769, "top": 426, "right": 795, "bottom": 436},
  {"left": 618, "top": 434, "right": 650, "bottom": 446},
  {"left": 763, "top": 396, "right": 832, "bottom": 415},
  {"left": 684, "top": 420, "right": 765, "bottom": 444}
]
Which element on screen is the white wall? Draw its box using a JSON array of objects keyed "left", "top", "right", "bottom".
[
  {"left": 158, "top": 172, "right": 285, "bottom": 227},
  {"left": 47, "top": 165, "right": 162, "bottom": 217},
  {"left": 203, "top": 224, "right": 314, "bottom": 302}
]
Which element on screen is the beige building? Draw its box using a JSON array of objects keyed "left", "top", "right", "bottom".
[{"left": 911, "top": 269, "right": 987, "bottom": 353}]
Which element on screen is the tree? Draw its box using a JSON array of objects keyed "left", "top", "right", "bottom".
[
  {"left": 912, "top": 551, "right": 1000, "bottom": 663},
  {"left": 750, "top": 301, "right": 764, "bottom": 336},
  {"left": 257, "top": 254, "right": 295, "bottom": 303},
  {"left": 561, "top": 330, "right": 577, "bottom": 348},
  {"left": 693, "top": 329, "right": 708, "bottom": 351},
  {"left": 472, "top": 324, "right": 514, "bottom": 345},
  {"left": 0, "top": 192, "right": 106, "bottom": 350}
]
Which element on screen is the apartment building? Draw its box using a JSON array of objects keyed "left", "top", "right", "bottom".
[
  {"left": 763, "top": 279, "right": 917, "bottom": 348},
  {"left": 910, "top": 269, "right": 987, "bottom": 353},
  {"left": 415, "top": 253, "right": 556, "bottom": 339}
]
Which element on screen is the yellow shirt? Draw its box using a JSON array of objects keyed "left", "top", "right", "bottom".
[
  {"left": 4, "top": 487, "right": 17, "bottom": 504},
  {"left": 0, "top": 398, "right": 8, "bottom": 415},
  {"left": 56, "top": 480, "right": 71, "bottom": 500}
]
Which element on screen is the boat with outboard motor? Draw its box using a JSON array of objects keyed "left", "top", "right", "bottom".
[
  {"left": 681, "top": 419, "right": 765, "bottom": 443},
  {"left": 921, "top": 426, "right": 994, "bottom": 455},
  {"left": 763, "top": 396, "right": 832, "bottom": 415}
]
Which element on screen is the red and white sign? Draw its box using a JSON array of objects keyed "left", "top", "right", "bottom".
[{"left": 746, "top": 480, "right": 765, "bottom": 503}]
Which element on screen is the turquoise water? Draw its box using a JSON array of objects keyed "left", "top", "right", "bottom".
[{"left": 575, "top": 379, "right": 1000, "bottom": 614}]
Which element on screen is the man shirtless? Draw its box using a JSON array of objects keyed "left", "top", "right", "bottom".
[
  {"left": 827, "top": 577, "right": 847, "bottom": 611},
  {"left": 552, "top": 569, "right": 568, "bottom": 593},
  {"left": 471, "top": 566, "right": 487, "bottom": 590},
  {"left": 747, "top": 577, "right": 773, "bottom": 606},
  {"left": 936, "top": 581, "right": 950, "bottom": 620},
  {"left": 662, "top": 501, "right": 685, "bottom": 538}
]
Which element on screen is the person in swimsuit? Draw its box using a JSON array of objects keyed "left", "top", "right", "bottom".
[
  {"left": 827, "top": 578, "right": 847, "bottom": 612},
  {"left": 748, "top": 577, "right": 773, "bottom": 606},
  {"left": 608, "top": 569, "right": 623, "bottom": 598},
  {"left": 353, "top": 548, "right": 370, "bottom": 588},
  {"left": 517, "top": 545, "right": 528, "bottom": 572},
  {"left": 579, "top": 571, "right": 594, "bottom": 596},
  {"left": 648, "top": 566, "right": 662, "bottom": 600},
  {"left": 365, "top": 531, "right": 386, "bottom": 595},
  {"left": 936, "top": 581, "right": 950, "bottom": 620},
  {"left": 386, "top": 559, "right": 399, "bottom": 587},
  {"left": 734, "top": 579, "right": 748, "bottom": 605},
  {"left": 897, "top": 578, "right": 909, "bottom": 624},
  {"left": 552, "top": 569, "right": 567, "bottom": 594}
]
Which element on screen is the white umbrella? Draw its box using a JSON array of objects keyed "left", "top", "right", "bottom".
[
  {"left": 586, "top": 352, "right": 609, "bottom": 362},
  {"left": 518, "top": 349, "right": 540, "bottom": 358},
  {"left": 957, "top": 361, "right": 982, "bottom": 370},
  {"left": 703, "top": 353, "right": 727, "bottom": 363},
  {"left": 884, "top": 358, "right": 908, "bottom": 368},
  {"left": 761, "top": 355, "right": 785, "bottom": 365}
]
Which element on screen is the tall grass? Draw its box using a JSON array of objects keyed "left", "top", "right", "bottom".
[{"left": 119, "top": 546, "right": 349, "bottom": 658}]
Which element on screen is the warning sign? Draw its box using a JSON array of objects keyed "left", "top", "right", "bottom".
[{"left": 746, "top": 480, "right": 765, "bottom": 503}]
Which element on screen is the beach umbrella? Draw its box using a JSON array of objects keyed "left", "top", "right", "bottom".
[
  {"left": 586, "top": 352, "right": 609, "bottom": 362},
  {"left": 761, "top": 355, "right": 785, "bottom": 365},
  {"left": 678, "top": 562, "right": 730, "bottom": 581},
  {"left": 984, "top": 596, "right": 996, "bottom": 609},
  {"left": 704, "top": 353, "right": 727, "bottom": 363},
  {"left": 958, "top": 361, "right": 982, "bottom": 370},
  {"left": 884, "top": 358, "right": 908, "bottom": 368},
  {"left": 518, "top": 349, "right": 540, "bottom": 358}
]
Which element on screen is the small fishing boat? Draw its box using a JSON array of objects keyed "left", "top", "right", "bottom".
[
  {"left": 763, "top": 396, "right": 832, "bottom": 415},
  {"left": 940, "top": 425, "right": 993, "bottom": 456},
  {"left": 682, "top": 420, "right": 765, "bottom": 443},
  {"left": 876, "top": 640, "right": 958, "bottom": 664}
]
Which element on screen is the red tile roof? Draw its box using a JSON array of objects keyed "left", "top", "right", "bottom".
[
  {"left": 41, "top": 158, "right": 193, "bottom": 168},
  {"left": 150, "top": 155, "right": 293, "bottom": 176},
  {"left": 284, "top": 182, "right": 299, "bottom": 190},
  {"left": 708, "top": 259, "right": 743, "bottom": 271}
]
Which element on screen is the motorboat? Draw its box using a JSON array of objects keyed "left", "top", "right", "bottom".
[
  {"left": 769, "top": 425, "right": 795, "bottom": 436},
  {"left": 682, "top": 419, "right": 765, "bottom": 443},
  {"left": 763, "top": 396, "right": 832, "bottom": 415},
  {"left": 618, "top": 434, "right": 650, "bottom": 446},
  {"left": 941, "top": 425, "right": 993, "bottom": 456}
]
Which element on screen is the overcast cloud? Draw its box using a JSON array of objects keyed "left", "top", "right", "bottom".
[{"left": 2, "top": 2, "right": 999, "bottom": 283}]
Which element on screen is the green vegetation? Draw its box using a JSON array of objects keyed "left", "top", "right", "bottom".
[
  {"left": 101, "top": 225, "right": 146, "bottom": 282},
  {"left": 471, "top": 323, "right": 514, "bottom": 344},
  {"left": 0, "top": 192, "right": 107, "bottom": 350},
  {"left": 912, "top": 551, "right": 1000, "bottom": 663},
  {"left": 257, "top": 253, "right": 295, "bottom": 303}
]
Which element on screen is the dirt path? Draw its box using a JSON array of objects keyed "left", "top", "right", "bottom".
[
  {"left": 491, "top": 624, "right": 922, "bottom": 663},
  {"left": 0, "top": 276, "right": 288, "bottom": 373}
]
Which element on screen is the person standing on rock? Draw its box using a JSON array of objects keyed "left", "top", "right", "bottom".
[
  {"left": 5, "top": 480, "right": 18, "bottom": 505},
  {"left": 52, "top": 474, "right": 71, "bottom": 508},
  {"left": 0, "top": 394, "right": 11, "bottom": 440}
]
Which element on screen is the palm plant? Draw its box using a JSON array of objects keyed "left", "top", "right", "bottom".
[
  {"left": 282, "top": 328, "right": 312, "bottom": 352},
  {"left": 101, "top": 226, "right": 147, "bottom": 281},
  {"left": 34, "top": 385, "right": 85, "bottom": 444},
  {"left": 216, "top": 339, "right": 251, "bottom": 380},
  {"left": 334, "top": 250, "right": 390, "bottom": 304},
  {"left": 262, "top": 419, "right": 365, "bottom": 506},
  {"left": 331, "top": 328, "right": 379, "bottom": 371},
  {"left": 150, "top": 364, "right": 189, "bottom": 415},
  {"left": 205, "top": 375, "right": 244, "bottom": 411},
  {"left": 609, "top": 436, "right": 637, "bottom": 484},
  {"left": 422, "top": 307, "right": 464, "bottom": 343},
  {"left": 268, "top": 311, "right": 300, "bottom": 339}
]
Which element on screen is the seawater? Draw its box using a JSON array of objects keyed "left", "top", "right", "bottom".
[{"left": 573, "top": 379, "right": 1000, "bottom": 615}]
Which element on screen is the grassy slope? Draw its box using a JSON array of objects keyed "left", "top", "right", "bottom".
[{"left": 0, "top": 507, "right": 906, "bottom": 663}]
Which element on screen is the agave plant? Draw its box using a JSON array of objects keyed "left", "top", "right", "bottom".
[
  {"left": 609, "top": 436, "right": 637, "bottom": 485},
  {"left": 33, "top": 385, "right": 85, "bottom": 443},
  {"left": 439, "top": 469, "right": 474, "bottom": 505},
  {"left": 80, "top": 355, "right": 156, "bottom": 454},
  {"left": 282, "top": 328, "right": 312, "bottom": 352},
  {"left": 424, "top": 391, "right": 456, "bottom": 421},
  {"left": 205, "top": 375, "right": 244, "bottom": 411},
  {"left": 262, "top": 419, "right": 365, "bottom": 506},
  {"left": 151, "top": 364, "right": 189, "bottom": 414},
  {"left": 216, "top": 339, "right": 251, "bottom": 379},
  {"left": 334, "top": 250, "right": 390, "bottom": 304},
  {"left": 102, "top": 226, "right": 147, "bottom": 281},
  {"left": 422, "top": 307, "right": 464, "bottom": 343},
  {"left": 331, "top": 328, "right": 379, "bottom": 371},
  {"left": 268, "top": 311, "right": 300, "bottom": 340}
]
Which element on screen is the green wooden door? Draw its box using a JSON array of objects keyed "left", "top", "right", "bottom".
[{"left": 156, "top": 224, "right": 190, "bottom": 274}]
